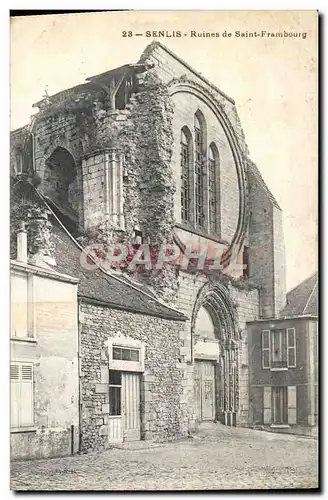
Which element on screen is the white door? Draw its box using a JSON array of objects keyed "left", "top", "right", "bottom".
[{"left": 122, "top": 372, "right": 141, "bottom": 441}]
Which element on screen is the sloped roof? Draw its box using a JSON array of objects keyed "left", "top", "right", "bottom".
[
  {"left": 280, "top": 272, "right": 318, "bottom": 317},
  {"left": 248, "top": 160, "right": 281, "bottom": 210},
  {"left": 50, "top": 221, "right": 186, "bottom": 322}
]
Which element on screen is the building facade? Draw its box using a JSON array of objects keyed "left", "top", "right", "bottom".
[
  {"left": 10, "top": 224, "right": 80, "bottom": 459},
  {"left": 248, "top": 273, "right": 318, "bottom": 436},
  {"left": 10, "top": 42, "right": 288, "bottom": 456}
]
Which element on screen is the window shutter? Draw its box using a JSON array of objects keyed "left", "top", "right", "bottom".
[
  {"left": 287, "top": 385, "right": 297, "bottom": 424},
  {"left": 263, "top": 386, "right": 272, "bottom": 424},
  {"left": 262, "top": 330, "right": 271, "bottom": 368},
  {"left": 10, "top": 362, "right": 34, "bottom": 428},
  {"left": 20, "top": 364, "right": 34, "bottom": 426},
  {"left": 287, "top": 328, "right": 296, "bottom": 367},
  {"left": 10, "top": 364, "right": 20, "bottom": 428}
]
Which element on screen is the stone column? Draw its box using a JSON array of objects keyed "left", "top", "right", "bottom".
[{"left": 82, "top": 149, "right": 125, "bottom": 231}]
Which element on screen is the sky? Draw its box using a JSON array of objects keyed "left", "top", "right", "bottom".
[{"left": 10, "top": 10, "right": 318, "bottom": 292}]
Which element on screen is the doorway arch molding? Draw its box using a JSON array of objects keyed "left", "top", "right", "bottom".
[
  {"left": 191, "top": 280, "right": 241, "bottom": 424},
  {"left": 191, "top": 281, "right": 240, "bottom": 345}
]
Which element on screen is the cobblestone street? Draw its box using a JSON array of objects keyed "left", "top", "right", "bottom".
[{"left": 10, "top": 424, "right": 318, "bottom": 491}]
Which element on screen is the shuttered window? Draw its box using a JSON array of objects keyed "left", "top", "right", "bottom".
[
  {"left": 261, "top": 330, "right": 271, "bottom": 369},
  {"left": 262, "top": 328, "right": 297, "bottom": 369},
  {"left": 287, "top": 328, "right": 296, "bottom": 368},
  {"left": 10, "top": 362, "right": 34, "bottom": 428}
]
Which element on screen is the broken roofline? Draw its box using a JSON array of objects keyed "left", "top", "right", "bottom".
[{"left": 32, "top": 41, "right": 235, "bottom": 109}]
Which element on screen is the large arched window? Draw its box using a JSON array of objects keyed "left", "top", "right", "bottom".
[
  {"left": 180, "top": 127, "right": 192, "bottom": 222},
  {"left": 180, "top": 111, "right": 220, "bottom": 234},
  {"left": 208, "top": 143, "right": 219, "bottom": 234},
  {"left": 194, "top": 111, "right": 206, "bottom": 228}
]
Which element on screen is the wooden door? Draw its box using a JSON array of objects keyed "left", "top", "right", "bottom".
[
  {"left": 195, "top": 361, "right": 216, "bottom": 422},
  {"left": 122, "top": 372, "right": 141, "bottom": 441},
  {"left": 201, "top": 361, "right": 215, "bottom": 421}
]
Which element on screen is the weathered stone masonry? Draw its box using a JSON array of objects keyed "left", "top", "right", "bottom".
[
  {"left": 10, "top": 42, "right": 287, "bottom": 454},
  {"left": 79, "top": 301, "right": 188, "bottom": 451}
]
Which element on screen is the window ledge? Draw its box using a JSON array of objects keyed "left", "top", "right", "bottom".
[
  {"left": 270, "top": 424, "right": 290, "bottom": 429},
  {"left": 11, "top": 337, "right": 37, "bottom": 344},
  {"left": 270, "top": 367, "right": 288, "bottom": 372},
  {"left": 11, "top": 427, "right": 37, "bottom": 433}
]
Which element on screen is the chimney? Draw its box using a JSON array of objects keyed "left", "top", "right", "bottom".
[{"left": 17, "top": 221, "right": 28, "bottom": 263}]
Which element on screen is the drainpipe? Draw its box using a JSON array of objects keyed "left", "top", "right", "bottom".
[{"left": 71, "top": 423, "right": 74, "bottom": 455}]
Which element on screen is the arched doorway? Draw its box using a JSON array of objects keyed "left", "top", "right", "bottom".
[
  {"left": 192, "top": 282, "right": 240, "bottom": 426},
  {"left": 43, "top": 146, "right": 79, "bottom": 219},
  {"left": 194, "top": 306, "right": 219, "bottom": 422}
]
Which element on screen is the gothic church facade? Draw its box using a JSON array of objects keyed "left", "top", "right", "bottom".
[{"left": 10, "top": 42, "right": 286, "bottom": 456}]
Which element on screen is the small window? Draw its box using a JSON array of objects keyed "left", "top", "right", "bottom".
[
  {"left": 109, "top": 370, "right": 122, "bottom": 416},
  {"left": 133, "top": 229, "right": 143, "bottom": 245},
  {"left": 109, "top": 370, "right": 121, "bottom": 386},
  {"left": 262, "top": 330, "right": 271, "bottom": 369},
  {"left": 113, "top": 347, "right": 122, "bottom": 360},
  {"left": 287, "top": 328, "right": 296, "bottom": 368},
  {"left": 243, "top": 246, "right": 249, "bottom": 279},
  {"left": 272, "top": 331, "right": 282, "bottom": 362},
  {"left": 271, "top": 330, "right": 288, "bottom": 368},
  {"left": 112, "top": 346, "right": 140, "bottom": 362}
]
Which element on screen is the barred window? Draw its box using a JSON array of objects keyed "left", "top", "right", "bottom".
[{"left": 180, "top": 127, "right": 192, "bottom": 223}]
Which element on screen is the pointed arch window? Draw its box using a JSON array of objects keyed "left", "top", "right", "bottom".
[
  {"left": 194, "top": 112, "right": 206, "bottom": 228},
  {"left": 180, "top": 127, "right": 192, "bottom": 222},
  {"left": 208, "top": 143, "right": 219, "bottom": 234}
]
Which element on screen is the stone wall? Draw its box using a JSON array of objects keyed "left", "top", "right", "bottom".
[
  {"left": 248, "top": 167, "right": 275, "bottom": 318},
  {"left": 273, "top": 206, "right": 286, "bottom": 315},
  {"left": 248, "top": 165, "right": 286, "bottom": 318},
  {"left": 170, "top": 270, "right": 260, "bottom": 427},
  {"left": 79, "top": 301, "right": 188, "bottom": 452},
  {"left": 139, "top": 42, "right": 249, "bottom": 158}
]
